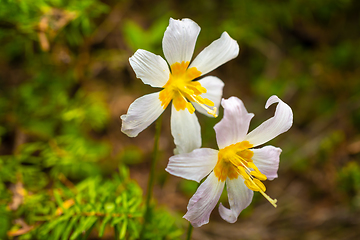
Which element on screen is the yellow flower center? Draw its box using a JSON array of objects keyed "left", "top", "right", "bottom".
[
  {"left": 159, "top": 61, "right": 217, "bottom": 117},
  {"left": 214, "top": 141, "right": 277, "bottom": 207}
]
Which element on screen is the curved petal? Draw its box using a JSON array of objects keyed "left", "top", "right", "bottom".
[
  {"left": 129, "top": 49, "right": 170, "bottom": 88},
  {"left": 162, "top": 18, "right": 200, "bottom": 66},
  {"left": 189, "top": 32, "right": 239, "bottom": 76},
  {"left": 184, "top": 172, "right": 225, "bottom": 227},
  {"left": 245, "top": 95, "right": 293, "bottom": 147},
  {"left": 214, "top": 97, "right": 254, "bottom": 149},
  {"left": 171, "top": 104, "right": 201, "bottom": 154},
  {"left": 170, "top": 104, "right": 201, "bottom": 154},
  {"left": 166, "top": 148, "right": 218, "bottom": 182},
  {"left": 252, "top": 146, "right": 282, "bottom": 180},
  {"left": 219, "top": 177, "right": 254, "bottom": 223},
  {"left": 192, "top": 76, "right": 224, "bottom": 117},
  {"left": 121, "top": 92, "right": 165, "bottom": 137}
]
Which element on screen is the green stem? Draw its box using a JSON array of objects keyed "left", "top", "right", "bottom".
[
  {"left": 186, "top": 222, "right": 194, "bottom": 240},
  {"left": 140, "top": 115, "right": 162, "bottom": 240}
]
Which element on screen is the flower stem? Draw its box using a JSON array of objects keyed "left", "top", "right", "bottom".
[
  {"left": 140, "top": 115, "right": 162, "bottom": 240},
  {"left": 186, "top": 221, "right": 194, "bottom": 240}
]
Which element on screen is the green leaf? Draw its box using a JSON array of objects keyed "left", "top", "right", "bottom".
[
  {"left": 122, "top": 193, "right": 128, "bottom": 210},
  {"left": 104, "top": 202, "right": 115, "bottom": 213},
  {"left": 61, "top": 216, "right": 80, "bottom": 240},
  {"left": 98, "top": 215, "right": 112, "bottom": 237},
  {"left": 81, "top": 218, "right": 97, "bottom": 240},
  {"left": 39, "top": 215, "right": 72, "bottom": 237},
  {"left": 53, "top": 189, "right": 64, "bottom": 209},
  {"left": 52, "top": 220, "right": 68, "bottom": 240},
  {"left": 128, "top": 219, "right": 139, "bottom": 239},
  {"left": 119, "top": 219, "right": 127, "bottom": 239},
  {"left": 111, "top": 215, "right": 124, "bottom": 226},
  {"left": 69, "top": 216, "right": 85, "bottom": 240},
  {"left": 70, "top": 216, "right": 97, "bottom": 240}
]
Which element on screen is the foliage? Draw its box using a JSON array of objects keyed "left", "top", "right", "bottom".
[{"left": 1, "top": 164, "right": 181, "bottom": 239}]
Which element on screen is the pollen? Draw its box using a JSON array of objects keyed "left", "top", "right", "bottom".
[
  {"left": 214, "top": 141, "right": 277, "bottom": 208},
  {"left": 159, "top": 61, "right": 217, "bottom": 117}
]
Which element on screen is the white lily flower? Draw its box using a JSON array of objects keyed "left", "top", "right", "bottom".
[
  {"left": 121, "top": 18, "right": 239, "bottom": 154},
  {"left": 166, "top": 95, "right": 293, "bottom": 227}
]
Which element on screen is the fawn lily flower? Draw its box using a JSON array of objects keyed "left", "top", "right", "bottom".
[
  {"left": 166, "top": 95, "right": 293, "bottom": 227},
  {"left": 121, "top": 18, "right": 239, "bottom": 154}
]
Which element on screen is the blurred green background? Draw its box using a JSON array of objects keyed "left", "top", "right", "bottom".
[{"left": 1, "top": 0, "right": 360, "bottom": 239}]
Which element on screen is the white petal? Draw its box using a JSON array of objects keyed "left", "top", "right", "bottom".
[
  {"left": 184, "top": 172, "right": 225, "bottom": 227},
  {"left": 129, "top": 49, "right": 170, "bottom": 88},
  {"left": 219, "top": 177, "right": 254, "bottom": 223},
  {"left": 121, "top": 92, "right": 165, "bottom": 137},
  {"left": 245, "top": 95, "right": 293, "bottom": 147},
  {"left": 162, "top": 18, "right": 200, "bottom": 66},
  {"left": 166, "top": 148, "right": 218, "bottom": 182},
  {"left": 170, "top": 104, "right": 201, "bottom": 154},
  {"left": 192, "top": 76, "right": 224, "bottom": 117},
  {"left": 252, "top": 146, "right": 282, "bottom": 180},
  {"left": 214, "top": 97, "right": 254, "bottom": 149},
  {"left": 189, "top": 32, "right": 239, "bottom": 76}
]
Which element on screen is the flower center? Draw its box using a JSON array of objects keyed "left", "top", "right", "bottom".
[
  {"left": 214, "top": 141, "right": 277, "bottom": 207},
  {"left": 159, "top": 61, "right": 217, "bottom": 117}
]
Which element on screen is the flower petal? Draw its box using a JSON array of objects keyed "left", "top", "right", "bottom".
[
  {"left": 171, "top": 104, "right": 201, "bottom": 154},
  {"left": 121, "top": 92, "right": 165, "bottom": 137},
  {"left": 166, "top": 148, "right": 218, "bottom": 182},
  {"left": 189, "top": 32, "right": 239, "bottom": 76},
  {"left": 162, "top": 18, "right": 200, "bottom": 66},
  {"left": 214, "top": 97, "right": 254, "bottom": 149},
  {"left": 219, "top": 177, "right": 254, "bottom": 223},
  {"left": 129, "top": 49, "right": 170, "bottom": 88},
  {"left": 252, "top": 146, "right": 282, "bottom": 180},
  {"left": 184, "top": 172, "right": 225, "bottom": 227},
  {"left": 245, "top": 95, "right": 293, "bottom": 147},
  {"left": 192, "top": 76, "right": 224, "bottom": 117}
]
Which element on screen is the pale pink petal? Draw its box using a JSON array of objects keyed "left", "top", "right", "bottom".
[
  {"left": 121, "top": 92, "right": 164, "bottom": 137},
  {"left": 192, "top": 76, "right": 224, "bottom": 117},
  {"left": 162, "top": 18, "right": 200, "bottom": 66},
  {"left": 184, "top": 172, "right": 225, "bottom": 227},
  {"left": 214, "top": 97, "right": 254, "bottom": 149},
  {"left": 170, "top": 104, "right": 201, "bottom": 154},
  {"left": 189, "top": 32, "right": 239, "bottom": 76},
  {"left": 219, "top": 177, "right": 254, "bottom": 223},
  {"left": 252, "top": 146, "right": 282, "bottom": 180},
  {"left": 245, "top": 95, "right": 293, "bottom": 147},
  {"left": 129, "top": 49, "right": 170, "bottom": 88},
  {"left": 166, "top": 148, "right": 218, "bottom": 182}
]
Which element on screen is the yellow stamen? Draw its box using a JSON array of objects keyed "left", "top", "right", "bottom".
[
  {"left": 188, "top": 94, "right": 218, "bottom": 117},
  {"left": 250, "top": 170, "right": 267, "bottom": 181},
  {"left": 214, "top": 141, "right": 277, "bottom": 208},
  {"left": 159, "top": 61, "right": 217, "bottom": 116}
]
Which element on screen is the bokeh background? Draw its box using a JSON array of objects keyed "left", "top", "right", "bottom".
[{"left": 1, "top": 0, "right": 360, "bottom": 239}]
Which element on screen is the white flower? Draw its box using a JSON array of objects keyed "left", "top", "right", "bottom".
[
  {"left": 121, "top": 18, "right": 239, "bottom": 154},
  {"left": 166, "top": 95, "right": 293, "bottom": 227}
]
